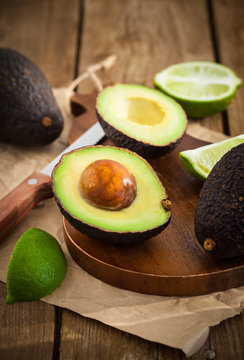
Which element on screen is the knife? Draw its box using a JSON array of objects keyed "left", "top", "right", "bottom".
[{"left": 0, "top": 122, "right": 105, "bottom": 241}]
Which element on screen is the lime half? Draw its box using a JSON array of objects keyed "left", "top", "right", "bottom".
[
  {"left": 154, "top": 62, "right": 242, "bottom": 118},
  {"left": 6, "top": 228, "right": 67, "bottom": 304},
  {"left": 179, "top": 134, "right": 244, "bottom": 181}
]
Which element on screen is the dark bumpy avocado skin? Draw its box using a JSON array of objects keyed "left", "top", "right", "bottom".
[
  {"left": 0, "top": 48, "right": 63, "bottom": 146},
  {"left": 195, "top": 143, "right": 244, "bottom": 259},
  {"left": 54, "top": 195, "right": 171, "bottom": 245},
  {"left": 97, "top": 111, "right": 185, "bottom": 158}
]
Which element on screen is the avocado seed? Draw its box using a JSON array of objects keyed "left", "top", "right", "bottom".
[{"left": 79, "top": 159, "right": 136, "bottom": 210}]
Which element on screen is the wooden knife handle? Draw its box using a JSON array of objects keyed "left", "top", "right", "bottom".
[{"left": 0, "top": 172, "right": 53, "bottom": 242}]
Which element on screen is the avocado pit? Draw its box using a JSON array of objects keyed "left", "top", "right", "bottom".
[{"left": 79, "top": 159, "right": 136, "bottom": 210}]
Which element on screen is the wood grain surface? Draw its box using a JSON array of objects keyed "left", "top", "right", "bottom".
[
  {"left": 77, "top": 0, "right": 224, "bottom": 132},
  {"left": 0, "top": 1, "right": 79, "bottom": 359},
  {"left": 0, "top": 0, "right": 244, "bottom": 359},
  {"left": 213, "top": 0, "right": 244, "bottom": 136}
]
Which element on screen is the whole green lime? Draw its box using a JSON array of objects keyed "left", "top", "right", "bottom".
[{"left": 6, "top": 228, "right": 67, "bottom": 304}]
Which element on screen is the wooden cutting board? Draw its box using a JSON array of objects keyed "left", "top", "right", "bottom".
[{"left": 63, "top": 91, "right": 244, "bottom": 296}]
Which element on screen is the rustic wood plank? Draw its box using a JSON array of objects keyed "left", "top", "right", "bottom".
[
  {"left": 186, "top": 313, "right": 244, "bottom": 360},
  {"left": 188, "top": 312, "right": 244, "bottom": 360},
  {"left": 207, "top": 312, "right": 244, "bottom": 360},
  {"left": 0, "top": 0, "right": 80, "bottom": 198},
  {"left": 0, "top": 282, "right": 55, "bottom": 360},
  {"left": 184, "top": 339, "right": 212, "bottom": 360},
  {"left": 212, "top": 0, "right": 244, "bottom": 136},
  {"left": 77, "top": 0, "right": 223, "bottom": 132},
  {"left": 61, "top": 307, "right": 244, "bottom": 360},
  {"left": 181, "top": 313, "right": 244, "bottom": 360},
  {"left": 0, "top": 0, "right": 80, "bottom": 87},
  {"left": 0, "top": 1, "right": 80, "bottom": 359},
  {"left": 60, "top": 310, "right": 180, "bottom": 360}
]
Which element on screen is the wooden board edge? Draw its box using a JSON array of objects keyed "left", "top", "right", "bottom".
[{"left": 63, "top": 218, "right": 244, "bottom": 297}]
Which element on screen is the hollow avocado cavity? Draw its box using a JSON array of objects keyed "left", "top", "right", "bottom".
[{"left": 126, "top": 97, "right": 164, "bottom": 125}]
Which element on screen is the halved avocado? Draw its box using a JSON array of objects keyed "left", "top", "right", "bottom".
[
  {"left": 96, "top": 84, "right": 187, "bottom": 158},
  {"left": 52, "top": 146, "right": 171, "bottom": 244}
]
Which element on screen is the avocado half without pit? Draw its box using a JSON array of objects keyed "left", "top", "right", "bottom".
[
  {"left": 52, "top": 146, "right": 171, "bottom": 244},
  {"left": 96, "top": 84, "right": 187, "bottom": 158}
]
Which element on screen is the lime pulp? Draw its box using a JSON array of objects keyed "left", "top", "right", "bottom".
[
  {"left": 179, "top": 135, "right": 244, "bottom": 181},
  {"left": 154, "top": 62, "right": 242, "bottom": 117}
]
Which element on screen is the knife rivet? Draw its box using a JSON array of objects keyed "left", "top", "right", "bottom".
[{"left": 28, "top": 178, "right": 38, "bottom": 185}]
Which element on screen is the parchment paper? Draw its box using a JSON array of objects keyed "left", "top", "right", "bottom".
[{"left": 0, "top": 91, "right": 243, "bottom": 357}]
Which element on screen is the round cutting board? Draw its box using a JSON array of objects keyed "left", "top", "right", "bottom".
[{"left": 63, "top": 92, "right": 244, "bottom": 296}]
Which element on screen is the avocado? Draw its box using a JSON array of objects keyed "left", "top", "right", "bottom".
[
  {"left": 0, "top": 48, "right": 63, "bottom": 146},
  {"left": 52, "top": 145, "right": 171, "bottom": 244},
  {"left": 96, "top": 84, "right": 187, "bottom": 158},
  {"left": 195, "top": 143, "right": 244, "bottom": 259}
]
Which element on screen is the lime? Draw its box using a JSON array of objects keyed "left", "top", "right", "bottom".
[
  {"left": 179, "top": 134, "right": 244, "bottom": 181},
  {"left": 6, "top": 228, "right": 67, "bottom": 304},
  {"left": 154, "top": 62, "right": 242, "bottom": 118}
]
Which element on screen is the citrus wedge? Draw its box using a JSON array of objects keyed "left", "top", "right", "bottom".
[
  {"left": 6, "top": 228, "right": 67, "bottom": 304},
  {"left": 179, "top": 135, "right": 244, "bottom": 181},
  {"left": 154, "top": 62, "right": 242, "bottom": 117}
]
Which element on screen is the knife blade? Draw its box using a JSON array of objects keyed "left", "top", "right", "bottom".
[
  {"left": 0, "top": 122, "right": 105, "bottom": 241},
  {"left": 41, "top": 122, "right": 105, "bottom": 176}
]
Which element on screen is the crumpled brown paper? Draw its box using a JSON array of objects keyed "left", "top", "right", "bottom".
[{"left": 0, "top": 91, "right": 243, "bottom": 357}]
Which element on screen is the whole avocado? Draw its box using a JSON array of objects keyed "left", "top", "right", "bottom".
[
  {"left": 0, "top": 48, "right": 63, "bottom": 146},
  {"left": 195, "top": 143, "right": 244, "bottom": 259}
]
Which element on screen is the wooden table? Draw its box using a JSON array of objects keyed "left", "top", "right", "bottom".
[{"left": 0, "top": 1, "right": 243, "bottom": 359}]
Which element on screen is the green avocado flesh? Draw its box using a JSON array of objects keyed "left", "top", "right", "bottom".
[
  {"left": 53, "top": 146, "right": 170, "bottom": 236},
  {"left": 96, "top": 84, "right": 187, "bottom": 146}
]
